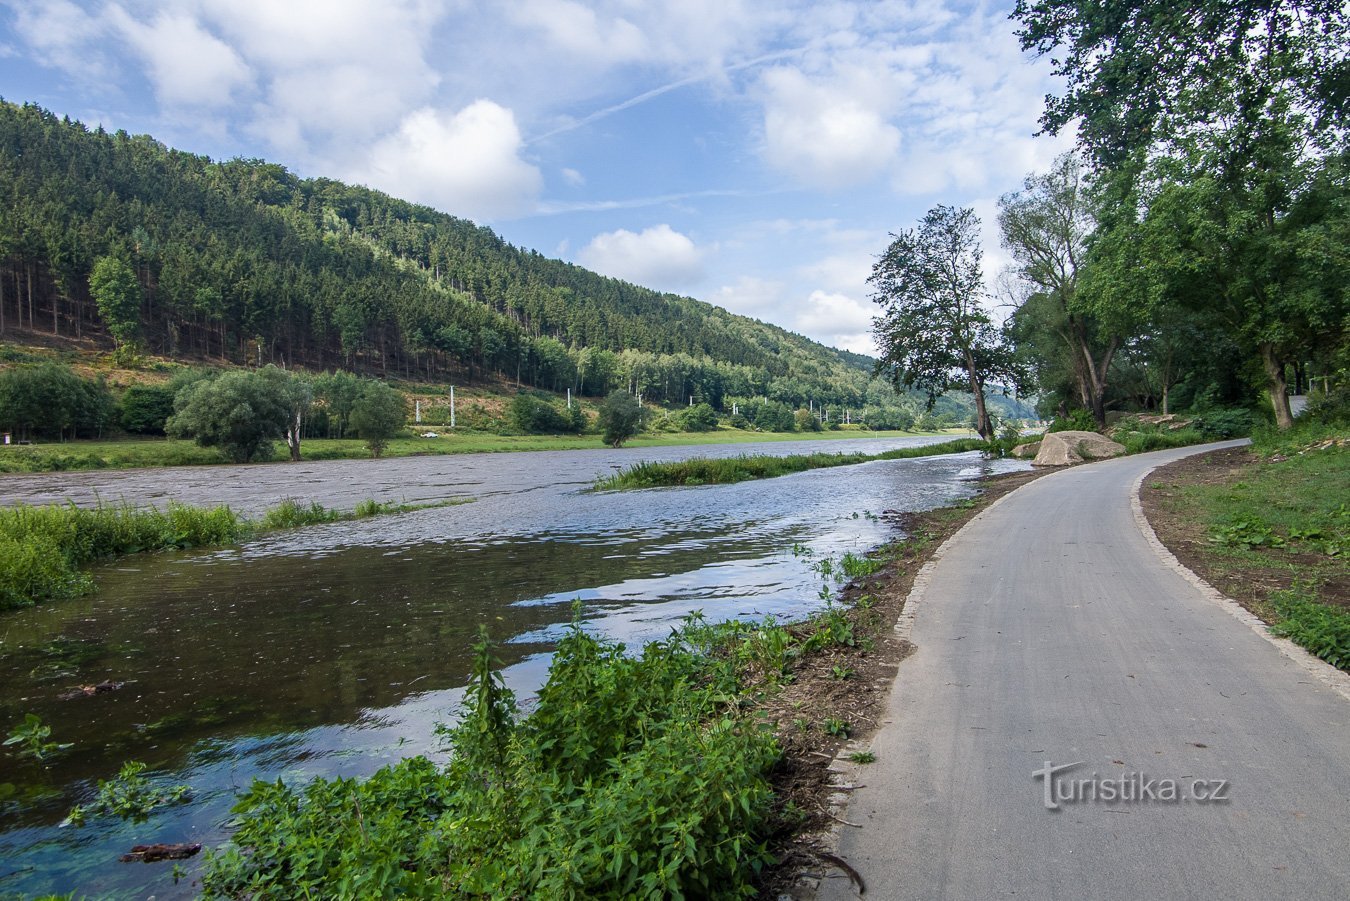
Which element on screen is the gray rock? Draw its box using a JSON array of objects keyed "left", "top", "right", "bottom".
[{"left": 1032, "top": 430, "right": 1125, "bottom": 466}]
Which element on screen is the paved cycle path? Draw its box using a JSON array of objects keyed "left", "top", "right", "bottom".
[{"left": 821, "top": 442, "right": 1350, "bottom": 900}]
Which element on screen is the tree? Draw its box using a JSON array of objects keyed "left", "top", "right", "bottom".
[
  {"left": 598, "top": 390, "right": 641, "bottom": 447},
  {"left": 0, "top": 362, "right": 114, "bottom": 441},
  {"left": 870, "top": 206, "right": 1021, "bottom": 441},
  {"left": 258, "top": 366, "right": 313, "bottom": 461},
  {"left": 999, "top": 153, "right": 1128, "bottom": 428},
  {"left": 167, "top": 367, "right": 298, "bottom": 463},
  {"left": 1012, "top": 0, "right": 1350, "bottom": 427},
  {"left": 88, "top": 255, "right": 142, "bottom": 350},
  {"left": 349, "top": 381, "right": 406, "bottom": 457}
]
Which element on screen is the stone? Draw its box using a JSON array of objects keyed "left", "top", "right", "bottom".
[
  {"left": 1032, "top": 430, "right": 1125, "bottom": 467},
  {"left": 1010, "top": 441, "right": 1041, "bottom": 459}
]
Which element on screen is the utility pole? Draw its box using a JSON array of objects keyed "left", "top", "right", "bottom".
[
  {"left": 450, "top": 386, "right": 456, "bottom": 428},
  {"left": 567, "top": 387, "right": 572, "bottom": 409}
]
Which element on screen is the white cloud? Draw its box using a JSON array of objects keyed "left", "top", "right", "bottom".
[
  {"left": 508, "top": 0, "right": 647, "bottom": 64},
  {"left": 579, "top": 224, "right": 706, "bottom": 290},
  {"left": 109, "top": 7, "right": 251, "bottom": 108},
  {"left": 793, "top": 289, "right": 876, "bottom": 352},
  {"left": 5, "top": 0, "right": 106, "bottom": 77},
  {"left": 711, "top": 276, "right": 785, "bottom": 318},
  {"left": 759, "top": 65, "right": 901, "bottom": 189},
  {"left": 362, "top": 102, "right": 543, "bottom": 222},
  {"left": 561, "top": 167, "right": 585, "bottom": 187}
]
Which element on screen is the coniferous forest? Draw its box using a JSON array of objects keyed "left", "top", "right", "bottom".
[{"left": 0, "top": 99, "right": 889, "bottom": 411}]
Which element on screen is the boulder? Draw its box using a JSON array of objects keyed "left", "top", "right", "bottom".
[
  {"left": 1010, "top": 441, "right": 1041, "bottom": 459},
  {"left": 1032, "top": 430, "right": 1125, "bottom": 467}
]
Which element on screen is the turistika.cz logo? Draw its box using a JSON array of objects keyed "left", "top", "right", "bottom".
[{"left": 1032, "top": 761, "right": 1231, "bottom": 810}]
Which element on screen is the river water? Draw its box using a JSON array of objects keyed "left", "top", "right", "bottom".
[{"left": 0, "top": 436, "right": 1027, "bottom": 898}]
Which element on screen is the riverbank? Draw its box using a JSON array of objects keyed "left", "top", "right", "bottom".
[
  {"left": 0, "top": 427, "right": 963, "bottom": 474},
  {"left": 1140, "top": 432, "right": 1348, "bottom": 670}
]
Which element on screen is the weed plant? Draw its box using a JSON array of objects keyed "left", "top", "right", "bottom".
[
  {"left": 1270, "top": 584, "right": 1350, "bottom": 671},
  {"left": 202, "top": 620, "right": 781, "bottom": 898}
]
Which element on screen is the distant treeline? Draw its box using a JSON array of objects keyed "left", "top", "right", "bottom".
[{"left": 0, "top": 100, "right": 880, "bottom": 409}]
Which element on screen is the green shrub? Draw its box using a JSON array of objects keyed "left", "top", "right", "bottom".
[
  {"left": 203, "top": 623, "right": 780, "bottom": 898},
  {"left": 118, "top": 384, "right": 176, "bottom": 435},
  {"left": 1270, "top": 586, "right": 1350, "bottom": 671},
  {"left": 508, "top": 393, "right": 574, "bottom": 434},
  {"left": 1192, "top": 408, "right": 1255, "bottom": 439},
  {"left": 1047, "top": 409, "right": 1097, "bottom": 432},
  {"left": 680, "top": 403, "right": 719, "bottom": 432}
]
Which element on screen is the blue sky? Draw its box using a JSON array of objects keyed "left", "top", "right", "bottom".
[{"left": 0, "top": 0, "right": 1072, "bottom": 354}]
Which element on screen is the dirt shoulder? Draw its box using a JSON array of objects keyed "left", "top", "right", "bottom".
[
  {"left": 1139, "top": 445, "right": 1349, "bottom": 619},
  {"left": 757, "top": 466, "right": 1049, "bottom": 897}
]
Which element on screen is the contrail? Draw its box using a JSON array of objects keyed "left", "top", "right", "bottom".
[{"left": 528, "top": 44, "right": 810, "bottom": 144}]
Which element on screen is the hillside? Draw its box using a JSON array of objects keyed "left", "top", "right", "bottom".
[{"left": 0, "top": 100, "right": 884, "bottom": 407}]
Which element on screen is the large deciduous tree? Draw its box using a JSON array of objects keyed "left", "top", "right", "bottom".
[
  {"left": 88, "top": 255, "right": 142, "bottom": 350},
  {"left": 999, "top": 153, "right": 1130, "bottom": 427},
  {"left": 870, "top": 206, "right": 1020, "bottom": 442},
  {"left": 168, "top": 366, "right": 308, "bottom": 464},
  {"left": 1012, "top": 0, "right": 1350, "bottom": 427}
]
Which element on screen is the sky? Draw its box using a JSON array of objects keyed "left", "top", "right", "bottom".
[{"left": 0, "top": 0, "right": 1074, "bottom": 356}]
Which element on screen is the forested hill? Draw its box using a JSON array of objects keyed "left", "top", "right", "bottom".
[{"left": 0, "top": 100, "right": 872, "bottom": 407}]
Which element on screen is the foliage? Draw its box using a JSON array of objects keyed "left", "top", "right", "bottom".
[
  {"left": 870, "top": 205, "right": 1023, "bottom": 440},
  {"left": 202, "top": 623, "right": 780, "bottom": 898},
  {"left": 1046, "top": 409, "right": 1098, "bottom": 433},
  {"left": 599, "top": 389, "right": 642, "bottom": 447},
  {"left": 1192, "top": 409, "right": 1255, "bottom": 440},
  {"left": 3, "top": 714, "right": 72, "bottom": 761},
  {"left": 508, "top": 392, "right": 575, "bottom": 435},
  {"left": 0, "top": 362, "right": 115, "bottom": 441},
  {"left": 65, "top": 760, "right": 191, "bottom": 825},
  {"left": 117, "top": 383, "right": 176, "bottom": 435},
  {"left": 167, "top": 365, "right": 305, "bottom": 463},
  {"left": 596, "top": 439, "right": 990, "bottom": 489},
  {"left": 1270, "top": 585, "right": 1350, "bottom": 671},
  {"left": 794, "top": 409, "right": 822, "bottom": 432},
  {"left": 88, "top": 255, "right": 142, "bottom": 348},
  {"left": 679, "top": 402, "right": 719, "bottom": 432},
  {"left": 348, "top": 381, "right": 406, "bottom": 457},
  {"left": 1116, "top": 427, "right": 1207, "bottom": 455}
]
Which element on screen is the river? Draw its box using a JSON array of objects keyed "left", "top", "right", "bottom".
[{"left": 0, "top": 436, "right": 1027, "bottom": 898}]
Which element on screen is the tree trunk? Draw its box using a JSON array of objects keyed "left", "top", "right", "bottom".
[
  {"left": 286, "top": 409, "right": 302, "bottom": 461},
  {"left": 964, "top": 351, "right": 993, "bottom": 441},
  {"left": 1260, "top": 342, "right": 1294, "bottom": 430}
]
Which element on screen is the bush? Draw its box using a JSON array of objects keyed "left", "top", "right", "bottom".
[
  {"left": 680, "top": 402, "right": 719, "bottom": 432},
  {"left": 1192, "top": 408, "right": 1255, "bottom": 439},
  {"left": 0, "top": 362, "right": 115, "bottom": 441},
  {"left": 118, "top": 384, "right": 176, "bottom": 435},
  {"left": 1047, "top": 409, "right": 1098, "bottom": 432},
  {"left": 794, "top": 409, "right": 822, "bottom": 432},
  {"left": 508, "top": 393, "right": 574, "bottom": 434}
]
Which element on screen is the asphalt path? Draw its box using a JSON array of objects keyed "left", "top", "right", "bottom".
[{"left": 821, "top": 442, "right": 1350, "bottom": 900}]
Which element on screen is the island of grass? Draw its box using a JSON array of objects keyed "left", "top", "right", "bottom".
[{"left": 595, "top": 437, "right": 993, "bottom": 489}]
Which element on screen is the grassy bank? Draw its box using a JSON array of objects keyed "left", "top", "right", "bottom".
[
  {"left": 0, "top": 497, "right": 460, "bottom": 611},
  {"left": 596, "top": 437, "right": 991, "bottom": 489},
  {"left": 1142, "top": 421, "right": 1348, "bottom": 670},
  {"left": 0, "top": 428, "right": 954, "bottom": 474}
]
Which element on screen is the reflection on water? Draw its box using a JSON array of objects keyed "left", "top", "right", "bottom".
[{"left": 0, "top": 438, "right": 1025, "bottom": 898}]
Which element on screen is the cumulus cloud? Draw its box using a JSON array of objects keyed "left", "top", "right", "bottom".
[
  {"left": 759, "top": 65, "right": 901, "bottom": 190},
  {"left": 508, "top": 0, "right": 647, "bottom": 64},
  {"left": 5, "top": 0, "right": 107, "bottom": 77},
  {"left": 711, "top": 276, "right": 785, "bottom": 318},
  {"left": 363, "top": 101, "right": 543, "bottom": 222},
  {"left": 579, "top": 224, "right": 706, "bottom": 290},
  {"left": 109, "top": 7, "right": 251, "bottom": 108},
  {"left": 794, "top": 289, "right": 876, "bottom": 353}
]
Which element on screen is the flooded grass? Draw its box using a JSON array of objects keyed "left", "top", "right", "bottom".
[
  {"left": 595, "top": 438, "right": 992, "bottom": 489},
  {"left": 0, "top": 497, "right": 467, "bottom": 611}
]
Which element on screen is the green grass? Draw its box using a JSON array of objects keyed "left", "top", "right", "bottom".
[
  {"left": 0, "top": 428, "right": 954, "bottom": 473},
  {"left": 595, "top": 438, "right": 991, "bottom": 489},
  {"left": 0, "top": 497, "right": 466, "bottom": 611},
  {"left": 1160, "top": 438, "right": 1348, "bottom": 669}
]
